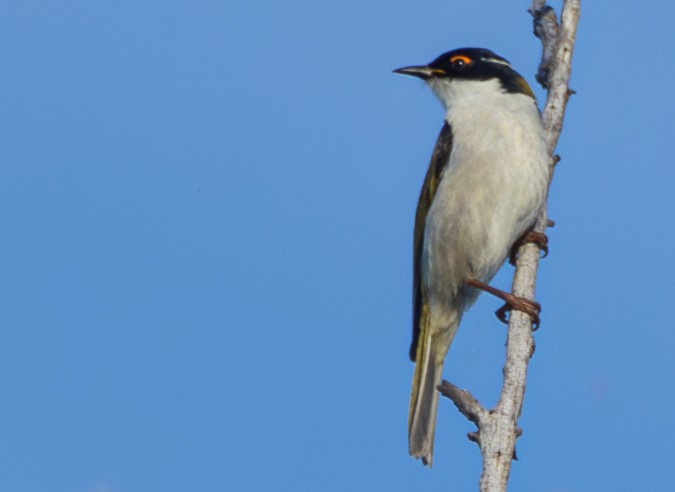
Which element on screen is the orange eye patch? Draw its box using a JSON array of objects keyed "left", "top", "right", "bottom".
[{"left": 449, "top": 55, "right": 472, "bottom": 65}]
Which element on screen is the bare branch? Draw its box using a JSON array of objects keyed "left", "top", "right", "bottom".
[
  {"left": 437, "top": 2, "right": 580, "bottom": 491},
  {"left": 478, "top": 3, "right": 580, "bottom": 491},
  {"left": 437, "top": 381, "right": 486, "bottom": 427},
  {"left": 529, "top": 1, "right": 559, "bottom": 87}
]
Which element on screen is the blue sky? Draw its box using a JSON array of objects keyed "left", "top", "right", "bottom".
[{"left": 2, "top": 1, "right": 674, "bottom": 491}]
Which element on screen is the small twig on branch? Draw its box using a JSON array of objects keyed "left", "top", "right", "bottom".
[
  {"left": 529, "top": 1, "right": 559, "bottom": 87},
  {"left": 437, "top": 381, "right": 486, "bottom": 427},
  {"left": 438, "top": 2, "right": 580, "bottom": 491}
]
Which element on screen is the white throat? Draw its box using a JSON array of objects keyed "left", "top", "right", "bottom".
[{"left": 427, "top": 77, "right": 505, "bottom": 111}]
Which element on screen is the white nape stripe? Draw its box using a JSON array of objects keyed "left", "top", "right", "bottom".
[{"left": 481, "top": 57, "right": 511, "bottom": 67}]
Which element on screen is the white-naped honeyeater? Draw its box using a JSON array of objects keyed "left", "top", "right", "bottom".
[{"left": 394, "top": 48, "right": 549, "bottom": 467}]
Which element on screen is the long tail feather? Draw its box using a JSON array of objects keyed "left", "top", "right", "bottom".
[
  {"left": 409, "top": 307, "right": 461, "bottom": 467},
  {"left": 408, "top": 331, "right": 442, "bottom": 466}
]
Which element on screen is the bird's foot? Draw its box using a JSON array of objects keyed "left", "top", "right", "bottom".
[
  {"left": 466, "top": 278, "right": 541, "bottom": 330},
  {"left": 495, "top": 299, "right": 541, "bottom": 331},
  {"left": 509, "top": 231, "right": 549, "bottom": 266}
]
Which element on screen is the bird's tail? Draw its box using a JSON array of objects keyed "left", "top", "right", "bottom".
[{"left": 408, "top": 309, "right": 460, "bottom": 467}]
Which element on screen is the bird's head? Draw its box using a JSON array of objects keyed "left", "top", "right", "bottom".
[{"left": 394, "top": 48, "right": 535, "bottom": 106}]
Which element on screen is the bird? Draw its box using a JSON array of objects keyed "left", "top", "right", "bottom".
[{"left": 394, "top": 48, "right": 550, "bottom": 467}]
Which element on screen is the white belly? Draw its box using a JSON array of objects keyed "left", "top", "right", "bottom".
[{"left": 422, "top": 87, "right": 549, "bottom": 315}]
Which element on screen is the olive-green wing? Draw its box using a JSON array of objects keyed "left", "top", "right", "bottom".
[{"left": 410, "top": 122, "right": 453, "bottom": 361}]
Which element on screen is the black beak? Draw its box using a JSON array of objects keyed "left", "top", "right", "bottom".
[{"left": 393, "top": 65, "right": 441, "bottom": 80}]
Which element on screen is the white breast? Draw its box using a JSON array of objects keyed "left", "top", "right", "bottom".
[{"left": 422, "top": 78, "right": 549, "bottom": 313}]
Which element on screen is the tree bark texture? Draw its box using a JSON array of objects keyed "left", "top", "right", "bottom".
[{"left": 437, "top": 2, "right": 580, "bottom": 491}]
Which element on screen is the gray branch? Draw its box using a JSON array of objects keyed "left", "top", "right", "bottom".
[
  {"left": 438, "top": 1, "right": 580, "bottom": 490},
  {"left": 438, "top": 380, "right": 486, "bottom": 427}
]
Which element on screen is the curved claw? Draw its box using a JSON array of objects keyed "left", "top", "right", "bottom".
[
  {"left": 466, "top": 277, "right": 542, "bottom": 331},
  {"left": 495, "top": 298, "right": 541, "bottom": 331},
  {"left": 509, "top": 231, "right": 550, "bottom": 266},
  {"left": 495, "top": 304, "right": 510, "bottom": 324}
]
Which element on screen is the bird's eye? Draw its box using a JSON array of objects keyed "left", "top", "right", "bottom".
[{"left": 450, "top": 55, "right": 472, "bottom": 70}]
